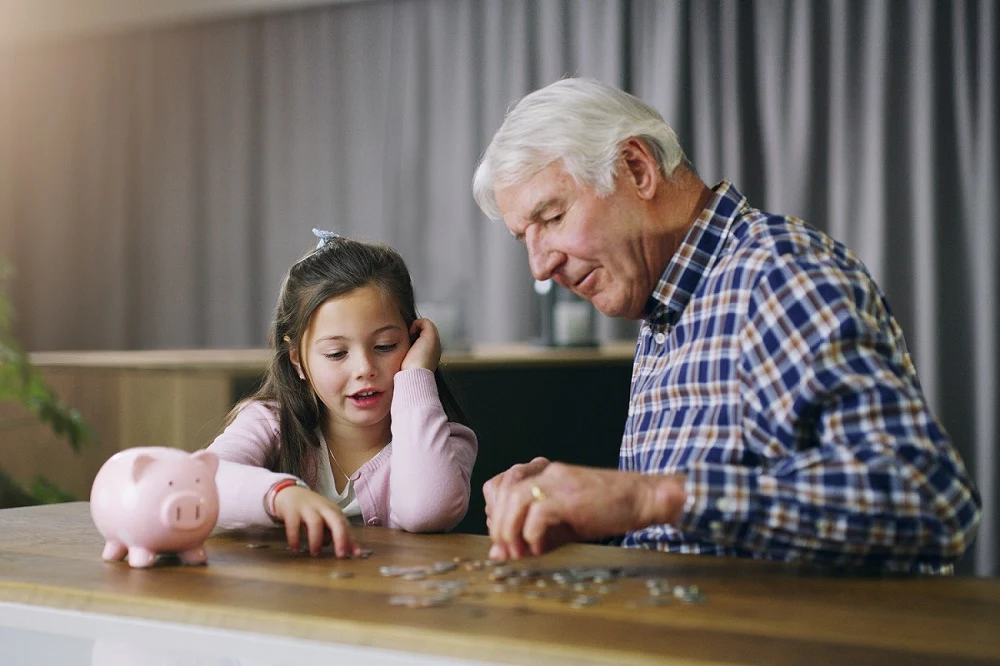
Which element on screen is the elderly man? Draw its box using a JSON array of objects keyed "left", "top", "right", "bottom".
[{"left": 472, "top": 78, "right": 980, "bottom": 574}]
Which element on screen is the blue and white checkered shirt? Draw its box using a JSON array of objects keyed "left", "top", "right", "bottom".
[{"left": 620, "top": 181, "right": 981, "bottom": 574}]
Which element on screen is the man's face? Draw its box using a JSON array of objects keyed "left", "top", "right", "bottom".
[{"left": 495, "top": 162, "right": 653, "bottom": 319}]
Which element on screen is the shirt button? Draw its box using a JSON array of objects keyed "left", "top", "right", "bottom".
[
  {"left": 366, "top": 517, "right": 380, "bottom": 527},
  {"left": 654, "top": 332, "right": 666, "bottom": 344},
  {"left": 715, "top": 498, "right": 731, "bottom": 513}
]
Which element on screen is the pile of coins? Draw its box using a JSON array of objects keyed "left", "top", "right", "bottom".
[
  {"left": 249, "top": 543, "right": 375, "bottom": 560},
  {"left": 375, "top": 558, "right": 707, "bottom": 610},
  {"left": 379, "top": 560, "right": 460, "bottom": 579}
]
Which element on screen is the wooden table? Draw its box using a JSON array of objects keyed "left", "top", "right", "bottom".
[{"left": 0, "top": 503, "right": 997, "bottom": 665}]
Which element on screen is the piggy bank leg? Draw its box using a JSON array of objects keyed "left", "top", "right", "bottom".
[
  {"left": 178, "top": 546, "right": 207, "bottom": 566},
  {"left": 126, "top": 547, "right": 157, "bottom": 568},
  {"left": 101, "top": 541, "right": 128, "bottom": 562}
]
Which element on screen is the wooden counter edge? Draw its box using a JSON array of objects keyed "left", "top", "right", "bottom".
[
  {"left": 0, "top": 580, "right": 696, "bottom": 666},
  {"left": 29, "top": 343, "right": 638, "bottom": 371}
]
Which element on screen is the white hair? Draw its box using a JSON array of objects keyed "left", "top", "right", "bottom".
[{"left": 472, "top": 78, "right": 686, "bottom": 220}]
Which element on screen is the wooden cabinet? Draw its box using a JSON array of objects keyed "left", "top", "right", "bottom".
[{"left": 6, "top": 345, "right": 635, "bottom": 532}]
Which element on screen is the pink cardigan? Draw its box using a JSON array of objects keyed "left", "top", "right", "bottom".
[{"left": 208, "top": 368, "right": 477, "bottom": 532}]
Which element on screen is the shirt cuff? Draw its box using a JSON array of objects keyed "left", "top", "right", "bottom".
[
  {"left": 392, "top": 368, "right": 439, "bottom": 408},
  {"left": 675, "top": 462, "right": 764, "bottom": 546}
]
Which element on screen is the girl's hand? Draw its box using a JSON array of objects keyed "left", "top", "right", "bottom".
[
  {"left": 401, "top": 318, "right": 442, "bottom": 371},
  {"left": 273, "top": 486, "right": 362, "bottom": 558}
]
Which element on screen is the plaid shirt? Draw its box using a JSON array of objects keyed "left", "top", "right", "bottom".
[{"left": 620, "top": 181, "right": 981, "bottom": 574}]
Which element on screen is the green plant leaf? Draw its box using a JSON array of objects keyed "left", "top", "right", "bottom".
[
  {"left": 0, "top": 257, "right": 95, "bottom": 507},
  {"left": 0, "top": 469, "right": 38, "bottom": 508},
  {"left": 26, "top": 475, "right": 77, "bottom": 504}
]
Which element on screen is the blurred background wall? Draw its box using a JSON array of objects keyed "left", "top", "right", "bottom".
[{"left": 0, "top": 0, "right": 996, "bottom": 575}]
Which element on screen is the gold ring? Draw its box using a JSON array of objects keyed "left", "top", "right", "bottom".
[{"left": 530, "top": 485, "right": 546, "bottom": 502}]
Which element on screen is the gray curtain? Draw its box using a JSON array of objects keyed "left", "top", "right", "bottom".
[{"left": 0, "top": 0, "right": 996, "bottom": 576}]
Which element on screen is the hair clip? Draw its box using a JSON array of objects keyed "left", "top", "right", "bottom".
[{"left": 312, "top": 228, "right": 341, "bottom": 249}]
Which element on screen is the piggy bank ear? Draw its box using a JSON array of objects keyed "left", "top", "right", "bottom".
[
  {"left": 130, "top": 454, "right": 157, "bottom": 483},
  {"left": 191, "top": 450, "right": 219, "bottom": 478}
]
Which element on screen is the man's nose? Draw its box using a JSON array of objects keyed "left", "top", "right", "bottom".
[{"left": 526, "top": 229, "right": 565, "bottom": 281}]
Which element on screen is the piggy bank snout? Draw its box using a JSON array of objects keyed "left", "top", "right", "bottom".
[{"left": 160, "top": 491, "right": 212, "bottom": 530}]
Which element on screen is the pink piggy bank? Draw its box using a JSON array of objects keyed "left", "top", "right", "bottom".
[{"left": 90, "top": 447, "right": 220, "bottom": 568}]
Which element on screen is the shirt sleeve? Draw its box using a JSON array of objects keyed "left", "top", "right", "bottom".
[
  {"left": 387, "top": 368, "right": 478, "bottom": 532},
  {"left": 675, "top": 255, "right": 982, "bottom": 573},
  {"left": 206, "top": 401, "right": 299, "bottom": 528}
]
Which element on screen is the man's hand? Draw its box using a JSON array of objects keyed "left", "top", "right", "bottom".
[
  {"left": 273, "top": 486, "right": 361, "bottom": 558},
  {"left": 401, "top": 318, "right": 442, "bottom": 371},
  {"left": 486, "top": 462, "right": 687, "bottom": 560},
  {"left": 483, "top": 456, "right": 551, "bottom": 531}
]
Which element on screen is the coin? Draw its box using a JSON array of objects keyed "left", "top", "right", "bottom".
[
  {"left": 569, "top": 594, "right": 601, "bottom": 608},
  {"left": 432, "top": 561, "right": 458, "bottom": 574}
]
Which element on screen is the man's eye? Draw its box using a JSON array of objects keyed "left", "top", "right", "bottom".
[
  {"left": 545, "top": 213, "right": 563, "bottom": 224},
  {"left": 324, "top": 351, "right": 346, "bottom": 360},
  {"left": 375, "top": 344, "right": 398, "bottom": 352}
]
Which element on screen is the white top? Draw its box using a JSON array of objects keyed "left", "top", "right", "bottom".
[{"left": 315, "top": 430, "right": 364, "bottom": 524}]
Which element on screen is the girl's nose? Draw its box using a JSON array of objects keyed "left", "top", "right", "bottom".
[{"left": 355, "top": 352, "right": 376, "bottom": 378}]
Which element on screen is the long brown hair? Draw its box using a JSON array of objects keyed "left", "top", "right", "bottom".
[{"left": 231, "top": 236, "right": 469, "bottom": 480}]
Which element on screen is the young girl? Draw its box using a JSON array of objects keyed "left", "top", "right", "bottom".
[{"left": 208, "top": 229, "right": 477, "bottom": 557}]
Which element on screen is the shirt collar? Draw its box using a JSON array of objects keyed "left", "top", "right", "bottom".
[{"left": 644, "top": 179, "right": 747, "bottom": 326}]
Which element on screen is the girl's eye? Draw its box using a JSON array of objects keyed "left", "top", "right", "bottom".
[
  {"left": 324, "top": 351, "right": 347, "bottom": 360},
  {"left": 375, "top": 344, "right": 398, "bottom": 353},
  {"left": 545, "top": 213, "right": 563, "bottom": 224}
]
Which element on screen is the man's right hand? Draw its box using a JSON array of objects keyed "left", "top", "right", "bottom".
[
  {"left": 485, "top": 462, "right": 688, "bottom": 561},
  {"left": 483, "top": 456, "right": 551, "bottom": 532}
]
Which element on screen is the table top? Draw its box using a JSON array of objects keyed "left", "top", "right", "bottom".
[{"left": 1, "top": 503, "right": 998, "bottom": 665}]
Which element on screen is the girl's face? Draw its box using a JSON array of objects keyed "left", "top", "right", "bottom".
[{"left": 292, "top": 284, "right": 410, "bottom": 432}]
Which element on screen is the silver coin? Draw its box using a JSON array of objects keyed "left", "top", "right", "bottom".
[
  {"left": 431, "top": 561, "right": 458, "bottom": 574},
  {"left": 569, "top": 595, "right": 601, "bottom": 608},
  {"left": 388, "top": 594, "right": 418, "bottom": 606},
  {"left": 681, "top": 591, "right": 706, "bottom": 604}
]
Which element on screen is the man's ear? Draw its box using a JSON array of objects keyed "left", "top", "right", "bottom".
[{"left": 621, "top": 138, "right": 659, "bottom": 200}]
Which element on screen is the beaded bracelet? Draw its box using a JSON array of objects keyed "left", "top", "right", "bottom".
[{"left": 264, "top": 479, "right": 300, "bottom": 522}]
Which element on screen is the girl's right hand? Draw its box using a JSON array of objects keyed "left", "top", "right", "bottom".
[{"left": 273, "top": 486, "right": 361, "bottom": 558}]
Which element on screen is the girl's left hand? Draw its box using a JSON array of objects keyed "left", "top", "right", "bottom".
[{"left": 401, "top": 318, "right": 442, "bottom": 371}]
